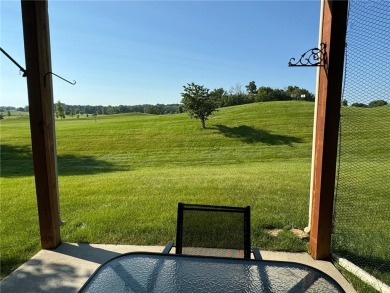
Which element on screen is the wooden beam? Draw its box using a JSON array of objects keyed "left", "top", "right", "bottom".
[
  {"left": 310, "top": 0, "right": 349, "bottom": 260},
  {"left": 21, "top": 0, "right": 61, "bottom": 249}
]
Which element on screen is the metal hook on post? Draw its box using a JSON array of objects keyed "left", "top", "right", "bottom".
[
  {"left": 288, "top": 43, "right": 327, "bottom": 67},
  {"left": 44, "top": 72, "right": 76, "bottom": 87},
  {"left": 0, "top": 47, "right": 27, "bottom": 77}
]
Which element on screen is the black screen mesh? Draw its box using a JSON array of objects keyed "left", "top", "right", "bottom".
[{"left": 332, "top": 0, "right": 390, "bottom": 287}]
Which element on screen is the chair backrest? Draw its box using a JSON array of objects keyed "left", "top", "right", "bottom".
[{"left": 175, "top": 203, "right": 251, "bottom": 259}]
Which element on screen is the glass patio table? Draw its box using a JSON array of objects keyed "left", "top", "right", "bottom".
[{"left": 79, "top": 252, "right": 345, "bottom": 293}]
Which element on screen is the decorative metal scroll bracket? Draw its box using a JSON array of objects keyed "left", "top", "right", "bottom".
[
  {"left": 1, "top": 47, "right": 27, "bottom": 77},
  {"left": 44, "top": 72, "right": 76, "bottom": 87},
  {"left": 288, "top": 43, "right": 327, "bottom": 67}
]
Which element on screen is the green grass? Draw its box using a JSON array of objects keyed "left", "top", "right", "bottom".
[
  {"left": 1, "top": 101, "right": 388, "bottom": 289},
  {"left": 335, "top": 264, "right": 380, "bottom": 293},
  {"left": 332, "top": 105, "right": 390, "bottom": 286},
  {"left": 0, "top": 102, "right": 312, "bottom": 278}
]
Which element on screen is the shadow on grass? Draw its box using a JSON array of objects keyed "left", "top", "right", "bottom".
[
  {"left": 0, "top": 144, "right": 123, "bottom": 177},
  {"left": 214, "top": 125, "right": 303, "bottom": 146},
  {"left": 334, "top": 249, "right": 390, "bottom": 275}
]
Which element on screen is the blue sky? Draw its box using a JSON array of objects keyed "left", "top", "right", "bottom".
[{"left": 1, "top": 1, "right": 320, "bottom": 107}]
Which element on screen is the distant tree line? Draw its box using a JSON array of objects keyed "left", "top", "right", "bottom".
[
  {"left": 345, "top": 99, "right": 388, "bottom": 108},
  {"left": 0, "top": 106, "right": 29, "bottom": 112},
  {"left": 52, "top": 83, "right": 315, "bottom": 118},
  {"left": 3, "top": 81, "right": 387, "bottom": 120},
  {"left": 51, "top": 83, "right": 315, "bottom": 118},
  {"left": 0, "top": 108, "right": 25, "bottom": 119},
  {"left": 207, "top": 82, "right": 315, "bottom": 108},
  {"left": 1, "top": 82, "right": 316, "bottom": 119},
  {"left": 52, "top": 103, "right": 182, "bottom": 119},
  {"left": 0, "top": 104, "right": 181, "bottom": 118}
]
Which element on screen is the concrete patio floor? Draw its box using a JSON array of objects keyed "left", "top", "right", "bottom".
[{"left": 1, "top": 243, "right": 356, "bottom": 292}]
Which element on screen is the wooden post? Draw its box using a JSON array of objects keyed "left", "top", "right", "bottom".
[
  {"left": 310, "top": 0, "right": 349, "bottom": 259},
  {"left": 21, "top": 0, "right": 61, "bottom": 249}
]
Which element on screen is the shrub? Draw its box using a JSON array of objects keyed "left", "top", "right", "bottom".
[
  {"left": 368, "top": 100, "right": 388, "bottom": 107},
  {"left": 351, "top": 103, "right": 368, "bottom": 108}
]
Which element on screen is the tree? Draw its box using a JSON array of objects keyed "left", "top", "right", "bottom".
[
  {"left": 106, "top": 106, "right": 114, "bottom": 115},
  {"left": 285, "top": 85, "right": 300, "bottom": 100},
  {"left": 209, "top": 88, "right": 228, "bottom": 107},
  {"left": 256, "top": 86, "right": 274, "bottom": 102},
  {"left": 229, "top": 83, "right": 245, "bottom": 96},
  {"left": 227, "top": 83, "right": 249, "bottom": 106},
  {"left": 181, "top": 82, "right": 218, "bottom": 129},
  {"left": 245, "top": 81, "right": 257, "bottom": 95},
  {"left": 56, "top": 100, "right": 65, "bottom": 119}
]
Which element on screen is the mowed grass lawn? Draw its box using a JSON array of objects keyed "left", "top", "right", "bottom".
[
  {"left": 1, "top": 101, "right": 313, "bottom": 278},
  {"left": 2, "top": 101, "right": 388, "bottom": 284},
  {"left": 332, "top": 105, "right": 390, "bottom": 287}
]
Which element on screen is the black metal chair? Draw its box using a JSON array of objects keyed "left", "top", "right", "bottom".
[{"left": 164, "top": 203, "right": 261, "bottom": 259}]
